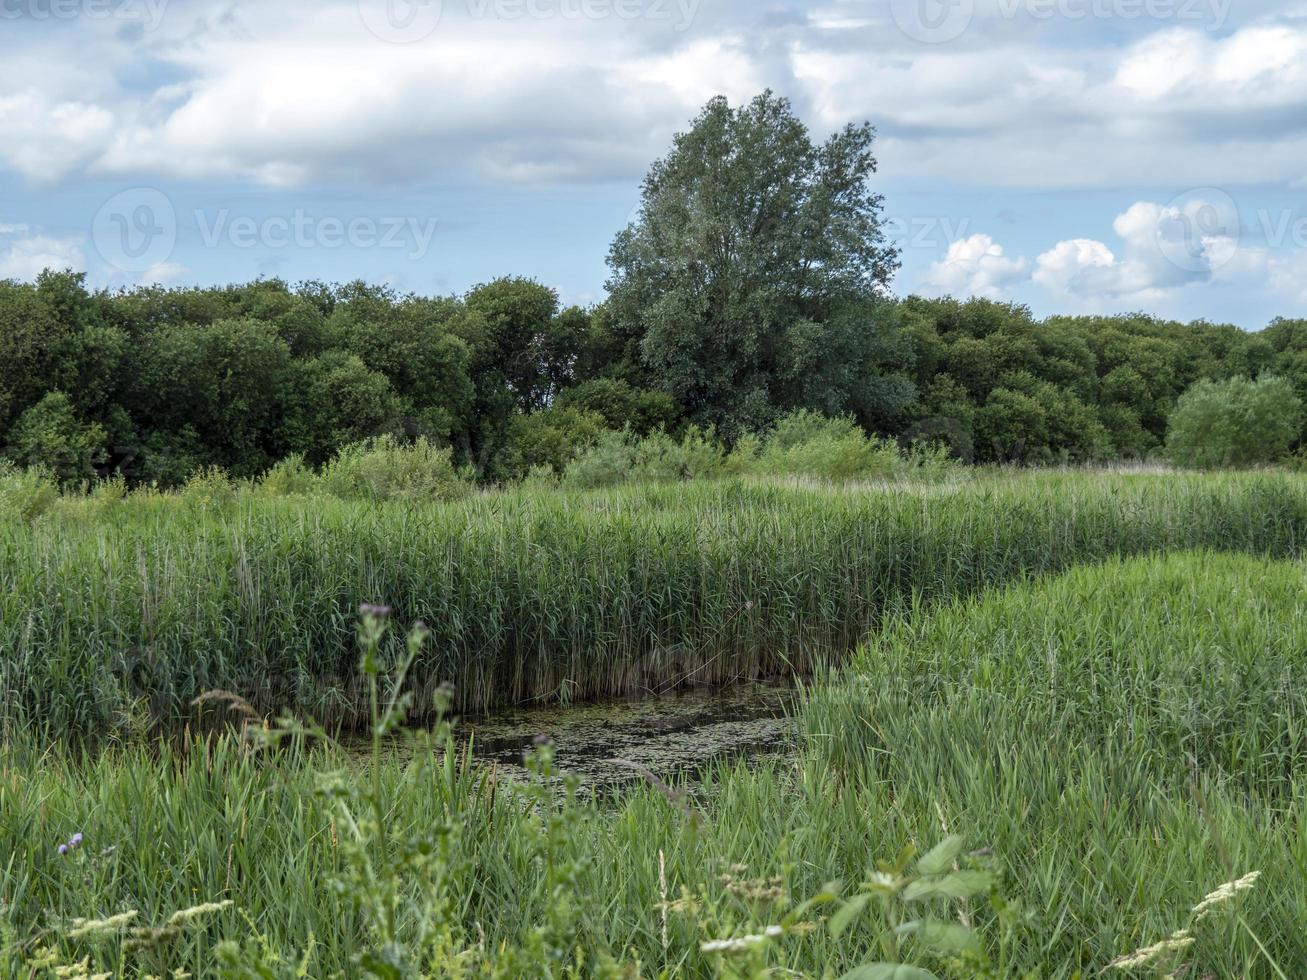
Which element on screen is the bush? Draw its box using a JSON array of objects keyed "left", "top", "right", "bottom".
[
  {"left": 180, "top": 466, "right": 239, "bottom": 511},
  {"left": 755, "top": 411, "right": 902, "bottom": 481},
  {"left": 560, "top": 429, "right": 637, "bottom": 488},
  {"left": 562, "top": 427, "right": 725, "bottom": 488},
  {"left": 555, "top": 379, "right": 678, "bottom": 435},
  {"left": 500, "top": 406, "right": 606, "bottom": 480},
  {"left": 0, "top": 462, "right": 59, "bottom": 523},
  {"left": 317, "top": 436, "right": 472, "bottom": 503},
  {"left": 1166, "top": 374, "right": 1303, "bottom": 469},
  {"left": 6, "top": 392, "right": 107, "bottom": 485},
  {"left": 258, "top": 454, "right": 318, "bottom": 496}
]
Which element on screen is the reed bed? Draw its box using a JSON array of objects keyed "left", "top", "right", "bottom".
[
  {"left": 4, "top": 470, "right": 1307, "bottom": 741},
  {"left": 4, "top": 551, "right": 1305, "bottom": 976}
]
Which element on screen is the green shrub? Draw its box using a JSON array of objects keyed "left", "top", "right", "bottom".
[
  {"left": 755, "top": 411, "right": 902, "bottom": 481},
  {"left": 555, "top": 379, "right": 679, "bottom": 435},
  {"left": 257, "top": 454, "right": 318, "bottom": 496},
  {"left": 501, "top": 406, "right": 606, "bottom": 479},
  {"left": 0, "top": 462, "right": 59, "bottom": 522},
  {"left": 560, "top": 428, "right": 639, "bottom": 488},
  {"left": 1167, "top": 374, "right": 1303, "bottom": 469},
  {"left": 317, "top": 435, "right": 472, "bottom": 503},
  {"left": 631, "top": 426, "right": 725, "bottom": 482},
  {"left": 6, "top": 391, "right": 107, "bottom": 485},
  {"left": 179, "top": 466, "right": 239, "bottom": 511}
]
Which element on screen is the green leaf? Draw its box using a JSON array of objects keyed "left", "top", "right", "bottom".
[
  {"left": 915, "top": 836, "right": 965, "bottom": 876},
  {"left": 838, "top": 965, "right": 939, "bottom": 980},
  {"left": 903, "top": 870, "right": 993, "bottom": 902},
  {"left": 829, "top": 893, "right": 873, "bottom": 937},
  {"left": 897, "top": 918, "right": 977, "bottom": 953}
]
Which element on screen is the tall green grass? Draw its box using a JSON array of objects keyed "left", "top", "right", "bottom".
[
  {"left": 4, "top": 552, "right": 1305, "bottom": 976},
  {"left": 5, "top": 470, "right": 1307, "bottom": 741}
]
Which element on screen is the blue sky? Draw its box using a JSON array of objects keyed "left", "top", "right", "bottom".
[{"left": 1, "top": 0, "right": 1305, "bottom": 327}]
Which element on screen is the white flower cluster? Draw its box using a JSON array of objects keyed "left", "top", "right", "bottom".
[
  {"left": 1193, "top": 871, "right": 1262, "bottom": 920},
  {"left": 701, "top": 924, "right": 785, "bottom": 953}
]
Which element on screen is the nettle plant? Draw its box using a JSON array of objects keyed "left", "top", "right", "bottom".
[{"left": 823, "top": 836, "right": 1026, "bottom": 980}]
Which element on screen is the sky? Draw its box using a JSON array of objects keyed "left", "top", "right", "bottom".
[{"left": 1, "top": 0, "right": 1305, "bottom": 327}]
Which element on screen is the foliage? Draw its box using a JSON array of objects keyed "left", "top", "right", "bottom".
[
  {"left": 2, "top": 469, "right": 1307, "bottom": 741},
  {"left": 316, "top": 435, "right": 473, "bottom": 503},
  {"left": 606, "top": 91, "right": 908, "bottom": 437},
  {"left": 6, "top": 391, "right": 107, "bottom": 484},
  {"left": 0, "top": 551, "right": 1299, "bottom": 976},
  {"left": 1166, "top": 374, "right": 1303, "bottom": 468}
]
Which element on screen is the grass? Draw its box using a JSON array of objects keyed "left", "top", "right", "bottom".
[
  {"left": 3, "top": 550, "right": 1306, "bottom": 976},
  {"left": 5, "top": 469, "right": 1307, "bottom": 742}
]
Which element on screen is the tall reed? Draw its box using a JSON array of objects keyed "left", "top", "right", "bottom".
[{"left": 4, "top": 470, "right": 1307, "bottom": 741}]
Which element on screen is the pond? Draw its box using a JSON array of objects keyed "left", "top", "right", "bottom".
[{"left": 459, "top": 681, "right": 798, "bottom": 792}]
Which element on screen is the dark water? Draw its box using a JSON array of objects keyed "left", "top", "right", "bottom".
[{"left": 461, "top": 681, "right": 797, "bottom": 790}]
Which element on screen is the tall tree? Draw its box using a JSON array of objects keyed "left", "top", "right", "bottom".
[{"left": 606, "top": 91, "right": 904, "bottom": 437}]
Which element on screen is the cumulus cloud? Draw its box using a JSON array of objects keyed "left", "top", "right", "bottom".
[
  {"left": 0, "top": 2, "right": 1304, "bottom": 190},
  {"left": 918, "top": 195, "right": 1307, "bottom": 316},
  {"left": 1033, "top": 196, "right": 1243, "bottom": 303},
  {"left": 922, "top": 234, "right": 1029, "bottom": 298},
  {"left": 0, "top": 227, "right": 85, "bottom": 281}
]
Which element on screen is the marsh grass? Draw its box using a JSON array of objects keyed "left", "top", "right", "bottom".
[
  {"left": 2, "top": 551, "right": 1305, "bottom": 976},
  {"left": 3, "top": 470, "right": 1307, "bottom": 743}
]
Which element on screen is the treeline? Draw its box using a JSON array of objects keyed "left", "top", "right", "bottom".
[
  {"left": 6, "top": 91, "right": 1306, "bottom": 485},
  {"left": 1, "top": 269, "right": 1305, "bottom": 486}
]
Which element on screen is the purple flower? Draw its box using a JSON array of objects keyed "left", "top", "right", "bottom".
[
  {"left": 358, "top": 603, "right": 393, "bottom": 618},
  {"left": 58, "top": 844, "right": 68, "bottom": 855},
  {"left": 533, "top": 734, "right": 553, "bottom": 747},
  {"left": 70, "top": 833, "right": 83, "bottom": 847}
]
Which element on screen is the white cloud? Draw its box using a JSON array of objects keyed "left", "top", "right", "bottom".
[
  {"left": 1033, "top": 196, "right": 1243, "bottom": 304},
  {"left": 141, "top": 260, "right": 190, "bottom": 285},
  {"left": 0, "top": 91, "right": 115, "bottom": 183},
  {"left": 0, "top": 3, "right": 1303, "bottom": 191},
  {"left": 0, "top": 231, "right": 86, "bottom": 281},
  {"left": 922, "top": 234, "right": 1029, "bottom": 299}
]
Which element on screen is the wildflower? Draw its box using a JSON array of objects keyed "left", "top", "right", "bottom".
[
  {"left": 166, "top": 899, "right": 234, "bottom": 926},
  {"left": 865, "top": 871, "right": 899, "bottom": 893},
  {"left": 57, "top": 832, "right": 84, "bottom": 856},
  {"left": 701, "top": 924, "right": 785, "bottom": 953},
  {"left": 67, "top": 910, "right": 139, "bottom": 939},
  {"left": 1193, "top": 871, "right": 1261, "bottom": 920},
  {"left": 1108, "top": 930, "right": 1194, "bottom": 970},
  {"left": 359, "top": 603, "right": 392, "bottom": 617}
]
